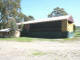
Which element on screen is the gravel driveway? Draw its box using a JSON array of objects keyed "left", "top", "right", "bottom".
[{"left": 0, "top": 39, "right": 80, "bottom": 60}]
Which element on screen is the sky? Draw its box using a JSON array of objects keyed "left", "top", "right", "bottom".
[{"left": 21, "top": 0, "right": 80, "bottom": 26}]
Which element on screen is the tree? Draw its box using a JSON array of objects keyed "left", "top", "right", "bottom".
[
  {"left": 28, "top": 16, "right": 34, "bottom": 20},
  {"left": 0, "top": 0, "right": 21, "bottom": 29},
  {"left": 23, "top": 15, "right": 34, "bottom": 21},
  {"left": 17, "top": 12, "right": 24, "bottom": 23},
  {"left": 7, "top": 17, "right": 18, "bottom": 37},
  {"left": 7, "top": 17, "right": 18, "bottom": 30},
  {"left": 48, "top": 7, "right": 68, "bottom": 17}
]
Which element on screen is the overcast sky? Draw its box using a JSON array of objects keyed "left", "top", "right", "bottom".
[{"left": 21, "top": 0, "right": 80, "bottom": 26}]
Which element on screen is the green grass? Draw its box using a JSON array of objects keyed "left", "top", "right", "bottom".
[
  {"left": 32, "top": 51, "right": 46, "bottom": 56},
  {"left": 75, "top": 27, "right": 80, "bottom": 37},
  {"left": 0, "top": 37, "right": 59, "bottom": 42},
  {"left": 75, "top": 32, "right": 80, "bottom": 37},
  {"left": 0, "top": 37, "right": 37, "bottom": 42},
  {"left": 0, "top": 37, "right": 78, "bottom": 42}
]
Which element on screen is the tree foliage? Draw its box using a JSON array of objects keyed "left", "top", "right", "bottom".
[
  {"left": 6, "top": 17, "right": 18, "bottom": 37},
  {"left": 0, "top": 0, "right": 35, "bottom": 29},
  {"left": 48, "top": 7, "right": 68, "bottom": 17},
  {"left": 7, "top": 17, "right": 18, "bottom": 30},
  {"left": 23, "top": 15, "right": 34, "bottom": 21},
  {"left": 28, "top": 16, "right": 34, "bottom": 20},
  {"left": 0, "top": 0, "right": 21, "bottom": 29}
]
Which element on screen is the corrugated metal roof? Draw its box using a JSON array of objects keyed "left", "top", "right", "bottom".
[{"left": 17, "top": 15, "right": 73, "bottom": 25}]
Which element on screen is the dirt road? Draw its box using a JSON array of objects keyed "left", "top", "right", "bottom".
[{"left": 0, "top": 39, "right": 80, "bottom": 60}]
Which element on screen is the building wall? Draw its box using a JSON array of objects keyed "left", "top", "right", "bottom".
[
  {"left": 61, "top": 20, "right": 74, "bottom": 32},
  {"left": 14, "top": 30, "right": 20, "bottom": 38},
  {"left": 29, "top": 21, "right": 62, "bottom": 32},
  {"left": 61, "top": 20, "right": 74, "bottom": 38},
  {"left": 67, "top": 21, "right": 74, "bottom": 38},
  {"left": 61, "top": 20, "right": 67, "bottom": 32},
  {"left": 67, "top": 21, "right": 74, "bottom": 32},
  {"left": 24, "top": 21, "right": 69, "bottom": 38},
  {"left": 0, "top": 32, "right": 9, "bottom": 38},
  {"left": 23, "top": 20, "right": 74, "bottom": 38}
]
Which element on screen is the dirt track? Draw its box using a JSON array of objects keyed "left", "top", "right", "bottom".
[{"left": 0, "top": 39, "right": 80, "bottom": 60}]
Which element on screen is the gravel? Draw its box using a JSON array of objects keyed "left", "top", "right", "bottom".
[{"left": 0, "top": 39, "right": 80, "bottom": 60}]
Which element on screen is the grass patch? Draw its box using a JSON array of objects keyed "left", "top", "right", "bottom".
[
  {"left": 75, "top": 32, "right": 80, "bottom": 37},
  {"left": 0, "top": 37, "right": 37, "bottom": 42},
  {"left": 32, "top": 51, "right": 46, "bottom": 56},
  {"left": 0, "top": 36, "right": 79, "bottom": 42},
  {"left": 0, "top": 37, "right": 59, "bottom": 42}
]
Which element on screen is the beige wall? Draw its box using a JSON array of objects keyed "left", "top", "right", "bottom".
[
  {"left": 14, "top": 31, "right": 20, "bottom": 38},
  {"left": 67, "top": 21, "right": 74, "bottom": 32},
  {"left": 61, "top": 20, "right": 74, "bottom": 32}
]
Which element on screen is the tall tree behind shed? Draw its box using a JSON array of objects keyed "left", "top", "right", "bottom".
[
  {"left": 48, "top": 7, "right": 68, "bottom": 17},
  {"left": 24, "top": 15, "right": 35, "bottom": 21}
]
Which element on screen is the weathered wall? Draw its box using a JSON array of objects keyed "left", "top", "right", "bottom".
[
  {"left": 29, "top": 21, "right": 62, "bottom": 32},
  {"left": 61, "top": 20, "right": 74, "bottom": 32},
  {"left": 61, "top": 20, "right": 74, "bottom": 38},
  {"left": 67, "top": 21, "right": 74, "bottom": 32},
  {"left": 23, "top": 20, "right": 74, "bottom": 38},
  {"left": 0, "top": 32, "right": 9, "bottom": 38},
  {"left": 61, "top": 20, "right": 67, "bottom": 32},
  {"left": 24, "top": 21, "right": 69, "bottom": 38}
]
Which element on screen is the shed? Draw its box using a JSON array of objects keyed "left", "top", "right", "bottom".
[
  {"left": 17, "top": 15, "right": 74, "bottom": 38},
  {"left": 0, "top": 28, "right": 11, "bottom": 38},
  {"left": 0, "top": 28, "right": 20, "bottom": 38}
]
